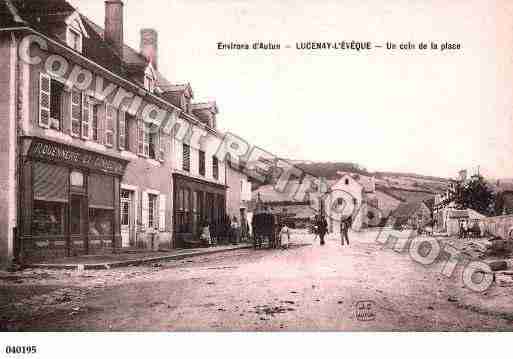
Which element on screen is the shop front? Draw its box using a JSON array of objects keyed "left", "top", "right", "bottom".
[
  {"left": 18, "top": 137, "right": 128, "bottom": 261},
  {"left": 173, "top": 173, "right": 227, "bottom": 248}
]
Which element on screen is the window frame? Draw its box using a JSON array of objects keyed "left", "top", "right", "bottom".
[
  {"left": 66, "top": 26, "right": 83, "bottom": 53},
  {"left": 199, "top": 150, "right": 206, "bottom": 177}
]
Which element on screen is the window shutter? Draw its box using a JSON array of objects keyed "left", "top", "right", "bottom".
[
  {"left": 137, "top": 121, "right": 144, "bottom": 155},
  {"left": 81, "top": 94, "right": 90, "bottom": 139},
  {"left": 70, "top": 90, "right": 82, "bottom": 137},
  {"left": 39, "top": 73, "right": 51, "bottom": 128},
  {"left": 159, "top": 194, "right": 166, "bottom": 231},
  {"left": 97, "top": 104, "right": 105, "bottom": 144},
  {"left": 118, "top": 110, "right": 126, "bottom": 150},
  {"left": 158, "top": 131, "right": 165, "bottom": 162},
  {"left": 143, "top": 123, "right": 150, "bottom": 156},
  {"left": 141, "top": 191, "right": 149, "bottom": 229},
  {"left": 105, "top": 104, "right": 115, "bottom": 146}
]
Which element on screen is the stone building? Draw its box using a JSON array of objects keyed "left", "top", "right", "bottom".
[{"left": 0, "top": 0, "right": 244, "bottom": 266}]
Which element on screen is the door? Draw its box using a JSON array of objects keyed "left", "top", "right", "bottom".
[
  {"left": 70, "top": 194, "right": 87, "bottom": 254},
  {"left": 120, "top": 189, "right": 134, "bottom": 248}
]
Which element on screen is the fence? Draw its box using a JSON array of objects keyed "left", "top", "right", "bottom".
[{"left": 480, "top": 214, "right": 513, "bottom": 239}]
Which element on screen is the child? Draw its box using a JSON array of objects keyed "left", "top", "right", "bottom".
[
  {"left": 200, "top": 221, "right": 212, "bottom": 246},
  {"left": 280, "top": 224, "right": 291, "bottom": 249}
]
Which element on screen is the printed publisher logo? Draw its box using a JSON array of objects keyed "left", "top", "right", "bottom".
[{"left": 355, "top": 300, "right": 376, "bottom": 321}]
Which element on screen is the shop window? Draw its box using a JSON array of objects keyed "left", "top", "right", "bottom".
[
  {"left": 32, "top": 201, "right": 67, "bottom": 236},
  {"left": 183, "top": 144, "right": 190, "bottom": 172},
  {"left": 199, "top": 150, "right": 205, "bottom": 176},
  {"left": 148, "top": 194, "right": 158, "bottom": 229},
  {"left": 89, "top": 208, "right": 113, "bottom": 236},
  {"left": 212, "top": 156, "right": 219, "bottom": 180}
]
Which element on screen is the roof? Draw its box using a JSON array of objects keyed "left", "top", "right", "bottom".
[
  {"left": 191, "top": 101, "right": 218, "bottom": 114},
  {"left": 392, "top": 201, "right": 428, "bottom": 219}
]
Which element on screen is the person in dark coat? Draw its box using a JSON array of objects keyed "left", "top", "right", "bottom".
[
  {"left": 317, "top": 215, "right": 328, "bottom": 245},
  {"left": 340, "top": 216, "right": 351, "bottom": 246}
]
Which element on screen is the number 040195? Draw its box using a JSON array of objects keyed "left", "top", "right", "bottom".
[{"left": 4, "top": 346, "right": 37, "bottom": 354}]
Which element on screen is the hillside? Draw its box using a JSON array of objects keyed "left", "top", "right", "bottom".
[{"left": 288, "top": 161, "right": 450, "bottom": 195}]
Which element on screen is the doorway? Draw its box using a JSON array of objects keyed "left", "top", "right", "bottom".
[
  {"left": 120, "top": 189, "right": 134, "bottom": 248},
  {"left": 69, "top": 194, "right": 88, "bottom": 254}
]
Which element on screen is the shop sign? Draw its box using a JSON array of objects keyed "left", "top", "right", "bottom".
[{"left": 28, "top": 139, "right": 127, "bottom": 176}]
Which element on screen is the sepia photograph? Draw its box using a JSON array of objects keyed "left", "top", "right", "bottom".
[{"left": 1, "top": 0, "right": 513, "bottom": 351}]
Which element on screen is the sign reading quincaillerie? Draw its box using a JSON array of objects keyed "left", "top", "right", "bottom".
[{"left": 28, "top": 139, "right": 127, "bottom": 176}]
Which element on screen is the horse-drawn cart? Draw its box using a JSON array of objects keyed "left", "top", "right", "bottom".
[{"left": 251, "top": 212, "right": 282, "bottom": 249}]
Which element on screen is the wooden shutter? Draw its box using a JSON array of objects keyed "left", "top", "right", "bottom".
[
  {"left": 141, "top": 191, "right": 149, "bottom": 229},
  {"left": 137, "top": 121, "right": 144, "bottom": 155},
  {"left": 159, "top": 194, "right": 166, "bottom": 231},
  {"left": 97, "top": 104, "right": 105, "bottom": 144},
  {"left": 105, "top": 104, "right": 115, "bottom": 146},
  {"left": 183, "top": 144, "right": 190, "bottom": 171},
  {"left": 143, "top": 123, "right": 150, "bottom": 156},
  {"left": 118, "top": 111, "right": 126, "bottom": 150},
  {"left": 70, "top": 90, "right": 82, "bottom": 137},
  {"left": 81, "top": 94, "right": 90, "bottom": 139},
  {"left": 158, "top": 131, "right": 165, "bottom": 162},
  {"left": 39, "top": 73, "right": 51, "bottom": 128}
]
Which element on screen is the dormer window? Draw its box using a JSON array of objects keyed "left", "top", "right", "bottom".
[
  {"left": 67, "top": 27, "right": 82, "bottom": 53},
  {"left": 144, "top": 65, "right": 156, "bottom": 93},
  {"left": 144, "top": 74, "right": 155, "bottom": 92},
  {"left": 65, "top": 12, "right": 87, "bottom": 54}
]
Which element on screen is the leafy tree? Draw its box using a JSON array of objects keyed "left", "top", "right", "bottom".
[{"left": 454, "top": 175, "right": 495, "bottom": 215}]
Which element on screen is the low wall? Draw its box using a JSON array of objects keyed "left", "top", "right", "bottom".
[{"left": 480, "top": 215, "right": 513, "bottom": 239}]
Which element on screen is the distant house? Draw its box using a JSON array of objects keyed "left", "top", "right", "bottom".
[{"left": 391, "top": 201, "right": 432, "bottom": 229}]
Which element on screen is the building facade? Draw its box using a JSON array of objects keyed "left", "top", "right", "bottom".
[{"left": 0, "top": 0, "right": 236, "bottom": 266}]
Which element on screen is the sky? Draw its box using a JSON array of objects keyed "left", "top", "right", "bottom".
[{"left": 68, "top": 0, "right": 513, "bottom": 179}]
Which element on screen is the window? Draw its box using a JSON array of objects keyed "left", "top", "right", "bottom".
[
  {"left": 67, "top": 27, "right": 82, "bottom": 53},
  {"left": 199, "top": 150, "right": 205, "bottom": 176},
  {"left": 105, "top": 104, "right": 116, "bottom": 147},
  {"left": 144, "top": 75, "right": 155, "bottom": 93},
  {"left": 149, "top": 125, "right": 158, "bottom": 159},
  {"left": 32, "top": 201, "right": 67, "bottom": 236},
  {"left": 345, "top": 179, "right": 349, "bottom": 185},
  {"left": 212, "top": 156, "right": 219, "bottom": 180},
  {"left": 148, "top": 194, "right": 158, "bottom": 229},
  {"left": 118, "top": 111, "right": 126, "bottom": 150},
  {"left": 50, "top": 80, "right": 64, "bottom": 130},
  {"left": 91, "top": 103, "right": 100, "bottom": 142},
  {"left": 183, "top": 144, "right": 190, "bottom": 172}
]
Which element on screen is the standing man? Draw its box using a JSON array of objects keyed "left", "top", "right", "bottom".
[
  {"left": 340, "top": 216, "right": 350, "bottom": 246},
  {"left": 317, "top": 215, "right": 328, "bottom": 245}
]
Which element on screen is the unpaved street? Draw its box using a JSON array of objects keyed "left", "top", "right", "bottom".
[{"left": 1, "top": 230, "right": 513, "bottom": 331}]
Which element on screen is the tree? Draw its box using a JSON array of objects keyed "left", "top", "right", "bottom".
[{"left": 453, "top": 175, "right": 495, "bottom": 216}]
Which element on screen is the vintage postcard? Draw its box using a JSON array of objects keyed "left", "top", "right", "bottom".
[{"left": 1, "top": 0, "right": 513, "bottom": 347}]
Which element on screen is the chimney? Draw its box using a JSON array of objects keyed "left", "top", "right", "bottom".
[
  {"left": 140, "top": 28, "right": 158, "bottom": 70},
  {"left": 104, "top": 0, "right": 124, "bottom": 57}
]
